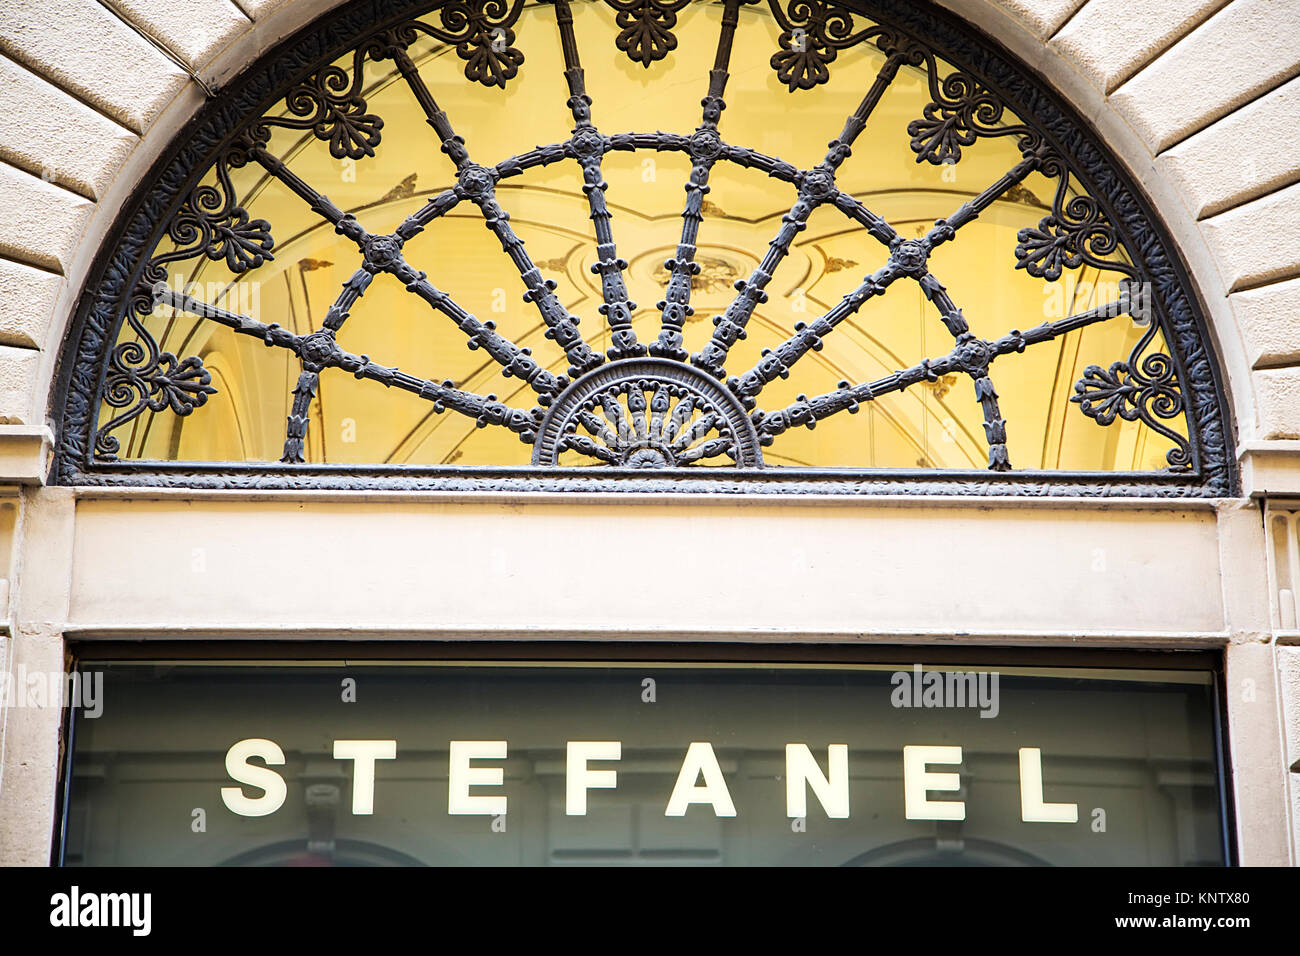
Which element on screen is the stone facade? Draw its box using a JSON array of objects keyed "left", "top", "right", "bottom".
[{"left": 0, "top": 0, "right": 1298, "bottom": 865}]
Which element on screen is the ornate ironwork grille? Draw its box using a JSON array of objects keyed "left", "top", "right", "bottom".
[{"left": 52, "top": 0, "right": 1233, "bottom": 495}]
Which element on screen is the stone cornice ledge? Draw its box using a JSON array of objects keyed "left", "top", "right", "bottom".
[
  {"left": 1238, "top": 440, "right": 1300, "bottom": 497},
  {"left": 0, "top": 425, "right": 52, "bottom": 484}
]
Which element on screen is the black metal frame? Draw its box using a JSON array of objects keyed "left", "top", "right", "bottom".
[{"left": 50, "top": 0, "right": 1236, "bottom": 496}]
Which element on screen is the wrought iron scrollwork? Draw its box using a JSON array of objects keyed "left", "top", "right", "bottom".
[
  {"left": 446, "top": 0, "right": 526, "bottom": 87},
  {"left": 907, "top": 66, "right": 1042, "bottom": 165},
  {"left": 396, "top": 0, "right": 527, "bottom": 87},
  {"left": 93, "top": 150, "right": 273, "bottom": 458},
  {"left": 149, "top": 160, "right": 274, "bottom": 276},
  {"left": 66, "top": 0, "right": 1225, "bottom": 493},
  {"left": 239, "top": 47, "right": 384, "bottom": 160},
  {"left": 767, "top": 0, "right": 881, "bottom": 90},
  {"left": 1071, "top": 324, "right": 1191, "bottom": 470},
  {"left": 1016, "top": 175, "right": 1134, "bottom": 281},
  {"left": 95, "top": 307, "right": 218, "bottom": 459}
]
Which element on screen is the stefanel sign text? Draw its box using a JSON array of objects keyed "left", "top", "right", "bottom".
[{"left": 220, "top": 737, "right": 1079, "bottom": 824}]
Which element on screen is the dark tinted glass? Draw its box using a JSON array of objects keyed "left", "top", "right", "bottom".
[{"left": 62, "top": 662, "right": 1225, "bottom": 866}]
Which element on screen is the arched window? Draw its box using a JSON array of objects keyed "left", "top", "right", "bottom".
[{"left": 52, "top": 0, "right": 1233, "bottom": 495}]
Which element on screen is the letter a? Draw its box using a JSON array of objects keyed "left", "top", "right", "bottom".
[{"left": 665, "top": 742, "right": 736, "bottom": 817}]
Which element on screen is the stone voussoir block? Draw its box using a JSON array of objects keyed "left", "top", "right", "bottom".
[
  {"left": 1051, "top": 0, "right": 1229, "bottom": 94},
  {"left": 0, "top": 162, "right": 94, "bottom": 276},
  {"left": 991, "top": 0, "right": 1087, "bottom": 40},
  {"left": 0, "top": 55, "right": 139, "bottom": 201},
  {"left": 1158, "top": 76, "right": 1300, "bottom": 219},
  {"left": 0, "top": 258, "right": 63, "bottom": 351},
  {"left": 1255, "top": 366, "right": 1300, "bottom": 440},
  {"left": 1232, "top": 277, "right": 1300, "bottom": 370},
  {"left": 0, "top": 0, "right": 188, "bottom": 136},
  {"left": 1200, "top": 181, "right": 1300, "bottom": 293},
  {"left": 105, "top": 0, "right": 251, "bottom": 73},
  {"left": 1109, "top": 0, "right": 1300, "bottom": 154}
]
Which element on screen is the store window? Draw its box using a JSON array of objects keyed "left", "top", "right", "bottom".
[
  {"left": 52, "top": 0, "right": 1233, "bottom": 495},
  {"left": 60, "top": 654, "right": 1228, "bottom": 866}
]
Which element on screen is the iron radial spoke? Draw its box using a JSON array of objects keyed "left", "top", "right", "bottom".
[
  {"left": 237, "top": 142, "right": 564, "bottom": 401},
  {"left": 395, "top": 187, "right": 462, "bottom": 240},
  {"left": 651, "top": 0, "right": 749, "bottom": 362},
  {"left": 282, "top": 267, "right": 373, "bottom": 463},
  {"left": 755, "top": 291, "right": 1138, "bottom": 446},
  {"left": 153, "top": 287, "right": 545, "bottom": 441},
  {"left": 913, "top": 272, "right": 1011, "bottom": 470},
  {"left": 730, "top": 258, "right": 903, "bottom": 407},
  {"left": 898, "top": 142, "right": 1083, "bottom": 470},
  {"left": 692, "top": 33, "right": 919, "bottom": 379},
  {"left": 553, "top": 0, "right": 641, "bottom": 361},
  {"left": 375, "top": 32, "right": 602, "bottom": 378},
  {"left": 923, "top": 144, "right": 1057, "bottom": 254},
  {"left": 730, "top": 138, "right": 1058, "bottom": 411}
]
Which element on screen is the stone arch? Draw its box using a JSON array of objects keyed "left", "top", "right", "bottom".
[{"left": 0, "top": 0, "right": 1296, "bottom": 485}]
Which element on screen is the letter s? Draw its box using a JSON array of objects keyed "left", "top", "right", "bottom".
[{"left": 221, "top": 738, "right": 287, "bottom": 817}]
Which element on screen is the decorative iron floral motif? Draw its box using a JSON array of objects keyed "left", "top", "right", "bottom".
[
  {"left": 61, "top": 0, "right": 1228, "bottom": 495},
  {"left": 768, "top": 0, "right": 880, "bottom": 90},
  {"left": 1015, "top": 181, "right": 1132, "bottom": 281},
  {"left": 95, "top": 309, "right": 218, "bottom": 459},
  {"left": 150, "top": 161, "right": 274, "bottom": 276},
  {"left": 907, "top": 67, "right": 1041, "bottom": 165},
  {"left": 1071, "top": 325, "right": 1191, "bottom": 469},
  {"left": 90, "top": 156, "right": 268, "bottom": 457},
  {"left": 401, "top": 0, "right": 526, "bottom": 88},
  {"left": 606, "top": 0, "right": 692, "bottom": 66},
  {"left": 237, "top": 48, "right": 384, "bottom": 160}
]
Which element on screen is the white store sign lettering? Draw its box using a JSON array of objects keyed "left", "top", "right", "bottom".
[{"left": 220, "top": 738, "right": 1079, "bottom": 824}]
